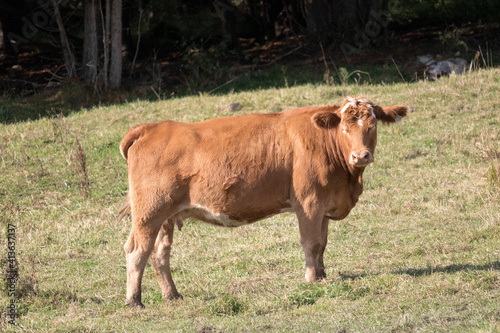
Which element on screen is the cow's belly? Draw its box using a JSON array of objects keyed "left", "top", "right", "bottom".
[
  {"left": 179, "top": 203, "right": 293, "bottom": 227},
  {"left": 190, "top": 205, "right": 250, "bottom": 227},
  {"left": 184, "top": 171, "right": 292, "bottom": 227}
]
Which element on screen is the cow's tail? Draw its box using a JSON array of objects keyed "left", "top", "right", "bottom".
[
  {"left": 120, "top": 124, "right": 146, "bottom": 160},
  {"left": 117, "top": 200, "right": 131, "bottom": 221},
  {"left": 118, "top": 125, "right": 144, "bottom": 221}
]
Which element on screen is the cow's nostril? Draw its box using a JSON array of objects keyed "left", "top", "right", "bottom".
[{"left": 362, "top": 152, "right": 370, "bottom": 160}]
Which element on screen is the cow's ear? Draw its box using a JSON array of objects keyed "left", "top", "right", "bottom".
[
  {"left": 312, "top": 112, "right": 340, "bottom": 129},
  {"left": 373, "top": 105, "right": 413, "bottom": 123}
]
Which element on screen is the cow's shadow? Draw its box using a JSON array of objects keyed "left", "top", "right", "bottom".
[
  {"left": 338, "top": 261, "right": 499, "bottom": 280},
  {"left": 393, "top": 261, "right": 500, "bottom": 277}
]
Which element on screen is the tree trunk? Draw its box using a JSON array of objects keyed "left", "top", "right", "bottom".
[
  {"left": 51, "top": 0, "right": 76, "bottom": 78},
  {"left": 243, "top": 0, "right": 276, "bottom": 42},
  {"left": 100, "top": 0, "right": 111, "bottom": 89},
  {"left": 0, "top": 20, "right": 4, "bottom": 49},
  {"left": 82, "top": 0, "right": 99, "bottom": 84},
  {"left": 108, "top": 0, "right": 122, "bottom": 89},
  {"left": 356, "top": 0, "right": 378, "bottom": 27},
  {"left": 304, "top": 0, "right": 331, "bottom": 41},
  {"left": 213, "top": 0, "right": 239, "bottom": 49},
  {"left": 302, "top": 0, "right": 379, "bottom": 43}
]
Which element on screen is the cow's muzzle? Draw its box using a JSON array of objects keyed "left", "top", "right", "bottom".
[{"left": 350, "top": 150, "right": 374, "bottom": 167}]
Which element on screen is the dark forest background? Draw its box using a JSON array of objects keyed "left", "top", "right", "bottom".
[{"left": 0, "top": 0, "right": 499, "bottom": 103}]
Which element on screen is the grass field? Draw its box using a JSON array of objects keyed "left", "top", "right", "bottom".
[{"left": 0, "top": 67, "right": 499, "bottom": 332}]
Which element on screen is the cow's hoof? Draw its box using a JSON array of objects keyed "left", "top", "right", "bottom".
[
  {"left": 125, "top": 299, "right": 145, "bottom": 308},
  {"left": 305, "top": 267, "right": 327, "bottom": 282},
  {"left": 164, "top": 293, "right": 183, "bottom": 301}
]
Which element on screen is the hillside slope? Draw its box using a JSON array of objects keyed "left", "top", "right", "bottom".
[{"left": 0, "top": 68, "right": 498, "bottom": 332}]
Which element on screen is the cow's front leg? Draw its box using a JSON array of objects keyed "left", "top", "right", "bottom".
[
  {"left": 149, "top": 220, "right": 182, "bottom": 301},
  {"left": 297, "top": 212, "right": 329, "bottom": 282}
]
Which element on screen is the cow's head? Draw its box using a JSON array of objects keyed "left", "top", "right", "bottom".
[{"left": 314, "top": 96, "right": 410, "bottom": 168}]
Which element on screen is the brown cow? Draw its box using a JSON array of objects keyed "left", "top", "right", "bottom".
[{"left": 119, "top": 96, "right": 410, "bottom": 307}]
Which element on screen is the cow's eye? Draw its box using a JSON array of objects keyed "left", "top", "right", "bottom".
[{"left": 369, "top": 125, "right": 377, "bottom": 131}]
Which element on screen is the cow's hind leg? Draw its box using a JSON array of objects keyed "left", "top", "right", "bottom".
[
  {"left": 297, "top": 212, "right": 329, "bottom": 283},
  {"left": 149, "top": 220, "right": 182, "bottom": 301},
  {"left": 124, "top": 216, "right": 164, "bottom": 308}
]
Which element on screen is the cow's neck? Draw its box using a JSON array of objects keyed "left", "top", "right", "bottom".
[{"left": 349, "top": 167, "right": 364, "bottom": 203}]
